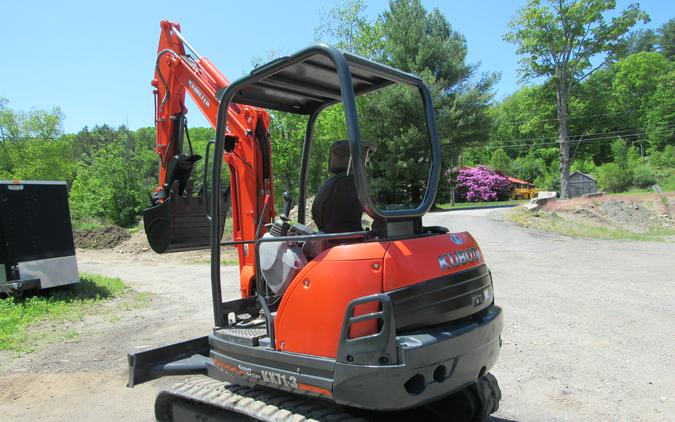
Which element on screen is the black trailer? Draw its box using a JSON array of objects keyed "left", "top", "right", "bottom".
[{"left": 0, "top": 180, "right": 79, "bottom": 294}]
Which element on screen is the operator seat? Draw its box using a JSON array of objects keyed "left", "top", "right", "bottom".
[{"left": 311, "top": 140, "right": 363, "bottom": 233}]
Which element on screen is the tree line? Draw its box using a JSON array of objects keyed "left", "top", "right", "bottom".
[{"left": 1, "top": 0, "right": 673, "bottom": 229}]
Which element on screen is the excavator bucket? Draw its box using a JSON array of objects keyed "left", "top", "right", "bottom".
[{"left": 143, "top": 187, "right": 229, "bottom": 254}]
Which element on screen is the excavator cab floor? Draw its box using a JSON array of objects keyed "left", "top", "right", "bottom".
[{"left": 143, "top": 187, "right": 229, "bottom": 254}]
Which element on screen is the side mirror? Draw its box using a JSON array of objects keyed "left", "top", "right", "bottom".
[{"left": 282, "top": 191, "right": 293, "bottom": 218}]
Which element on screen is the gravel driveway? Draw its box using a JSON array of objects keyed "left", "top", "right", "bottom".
[{"left": 1, "top": 208, "right": 673, "bottom": 421}]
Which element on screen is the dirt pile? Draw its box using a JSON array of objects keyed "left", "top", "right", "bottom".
[
  {"left": 598, "top": 200, "right": 658, "bottom": 233},
  {"left": 543, "top": 195, "right": 672, "bottom": 234},
  {"left": 74, "top": 226, "right": 130, "bottom": 249},
  {"left": 114, "top": 230, "right": 151, "bottom": 254}
]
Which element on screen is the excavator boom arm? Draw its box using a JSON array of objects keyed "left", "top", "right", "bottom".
[{"left": 146, "top": 20, "right": 273, "bottom": 297}]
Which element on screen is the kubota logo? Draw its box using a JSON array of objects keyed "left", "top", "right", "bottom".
[
  {"left": 188, "top": 79, "right": 210, "bottom": 108},
  {"left": 438, "top": 248, "right": 482, "bottom": 271}
]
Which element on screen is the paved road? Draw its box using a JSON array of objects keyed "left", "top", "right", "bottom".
[
  {"left": 425, "top": 209, "right": 675, "bottom": 421},
  {"left": 1, "top": 208, "right": 673, "bottom": 421}
]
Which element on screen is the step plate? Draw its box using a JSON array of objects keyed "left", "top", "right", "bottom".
[{"left": 215, "top": 326, "right": 267, "bottom": 347}]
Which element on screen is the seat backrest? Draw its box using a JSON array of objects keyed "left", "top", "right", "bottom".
[{"left": 311, "top": 141, "right": 363, "bottom": 233}]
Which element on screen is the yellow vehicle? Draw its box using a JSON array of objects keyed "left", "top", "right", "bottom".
[{"left": 509, "top": 177, "right": 537, "bottom": 200}]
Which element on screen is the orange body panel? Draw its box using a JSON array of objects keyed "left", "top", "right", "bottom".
[
  {"left": 318, "top": 241, "right": 390, "bottom": 261},
  {"left": 239, "top": 265, "right": 256, "bottom": 298},
  {"left": 383, "top": 232, "right": 484, "bottom": 291},
  {"left": 274, "top": 242, "right": 388, "bottom": 358},
  {"left": 274, "top": 233, "right": 485, "bottom": 359}
]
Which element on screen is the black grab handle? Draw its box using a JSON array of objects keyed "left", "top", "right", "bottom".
[{"left": 203, "top": 140, "right": 215, "bottom": 220}]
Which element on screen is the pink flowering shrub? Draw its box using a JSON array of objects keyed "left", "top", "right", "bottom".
[{"left": 451, "top": 166, "right": 512, "bottom": 202}]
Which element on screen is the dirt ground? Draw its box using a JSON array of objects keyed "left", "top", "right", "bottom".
[
  {"left": 1, "top": 208, "right": 674, "bottom": 421},
  {"left": 542, "top": 192, "right": 674, "bottom": 234}
]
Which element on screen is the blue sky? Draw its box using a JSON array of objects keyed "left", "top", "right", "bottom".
[{"left": 1, "top": 0, "right": 672, "bottom": 133}]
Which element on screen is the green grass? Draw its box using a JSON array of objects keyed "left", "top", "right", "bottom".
[
  {"left": 189, "top": 256, "right": 240, "bottom": 266},
  {"left": 127, "top": 223, "right": 145, "bottom": 235},
  {"left": 657, "top": 171, "right": 675, "bottom": 192},
  {"left": 612, "top": 187, "right": 674, "bottom": 196},
  {"left": 436, "top": 199, "right": 528, "bottom": 210},
  {"left": 221, "top": 257, "right": 239, "bottom": 266},
  {"left": 0, "top": 273, "right": 146, "bottom": 353},
  {"left": 71, "top": 218, "right": 109, "bottom": 231},
  {"left": 506, "top": 207, "right": 675, "bottom": 241}
]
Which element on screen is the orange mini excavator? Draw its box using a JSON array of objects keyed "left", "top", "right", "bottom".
[{"left": 129, "top": 20, "right": 503, "bottom": 422}]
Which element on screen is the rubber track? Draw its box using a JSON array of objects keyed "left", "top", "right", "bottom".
[
  {"left": 468, "top": 373, "right": 501, "bottom": 422},
  {"left": 155, "top": 376, "right": 368, "bottom": 422}
]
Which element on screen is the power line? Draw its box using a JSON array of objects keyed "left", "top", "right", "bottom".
[
  {"left": 502, "top": 128, "right": 675, "bottom": 149},
  {"left": 496, "top": 107, "right": 675, "bottom": 124},
  {"left": 486, "top": 127, "right": 675, "bottom": 150},
  {"left": 490, "top": 123, "right": 675, "bottom": 146},
  {"left": 499, "top": 110, "right": 634, "bottom": 124},
  {"left": 535, "top": 110, "right": 638, "bottom": 122}
]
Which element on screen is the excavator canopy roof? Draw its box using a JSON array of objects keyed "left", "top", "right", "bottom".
[
  {"left": 214, "top": 43, "right": 440, "bottom": 224},
  {"left": 224, "top": 44, "right": 423, "bottom": 115}
]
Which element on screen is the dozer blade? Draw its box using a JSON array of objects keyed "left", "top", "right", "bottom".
[{"left": 143, "top": 188, "right": 229, "bottom": 254}]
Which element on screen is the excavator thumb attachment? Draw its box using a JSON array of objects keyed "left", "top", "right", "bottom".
[{"left": 143, "top": 185, "right": 229, "bottom": 254}]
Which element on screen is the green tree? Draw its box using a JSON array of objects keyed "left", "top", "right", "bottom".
[
  {"left": 0, "top": 100, "right": 64, "bottom": 143},
  {"left": 72, "top": 124, "right": 123, "bottom": 162},
  {"left": 381, "top": 0, "right": 498, "bottom": 152},
  {"left": 504, "top": 0, "right": 648, "bottom": 198},
  {"left": 610, "top": 52, "right": 670, "bottom": 122},
  {"left": 658, "top": 18, "right": 675, "bottom": 60},
  {"left": 268, "top": 111, "right": 307, "bottom": 208},
  {"left": 610, "top": 28, "right": 658, "bottom": 60},
  {"left": 315, "top": 0, "right": 385, "bottom": 57},
  {"left": 489, "top": 148, "right": 512, "bottom": 174},
  {"left": 597, "top": 162, "right": 629, "bottom": 192},
  {"left": 69, "top": 133, "right": 156, "bottom": 227},
  {"left": 596, "top": 138, "right": 640, "bottom": 192},
  {"left": 4, "top": 138, "right": 75, "bottom": 182},
  {"left": 252, "top": 53, "right": 338, "bottom": 210},
  {"left": 573, "top": 66, "right": 618, "bottom": 163},
  {"left": 610, "top": 52, "right": 674, "bottom": 149},
  {"left": 489, "top": 85, "right": 558, "bottom": 156},
  {"left": 315, "top": 0, "right": 497, "bottom": 205},
  {"left": 0, "top": 98, "right": 20, "bottom": 142},
  {"left": 22, "top": 107, "right": 65, "bottom": 140},
  {"left": 642, "top": 66, "right": 675, "bottom": 150},
  {"left": 511, "top": 153, "right": 547, "bottom": 182},
  {"left": 0, "top": 100, "right": 70, "bottom": 181}
]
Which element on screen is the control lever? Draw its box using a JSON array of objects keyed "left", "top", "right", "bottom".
[{"left": 282, "top": 191, "right": 293, "bottom": 218}]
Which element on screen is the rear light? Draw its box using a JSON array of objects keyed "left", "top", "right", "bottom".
[{"left": 483, "top": 285, "right": 493, "bottom": 304}]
